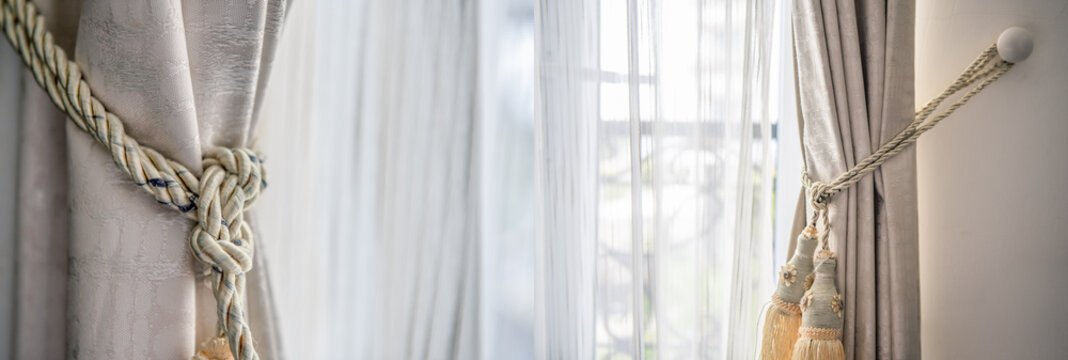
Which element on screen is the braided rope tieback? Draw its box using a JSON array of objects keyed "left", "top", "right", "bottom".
[
  {"left": 190, "top": 148, "right": 265, "bottom": 360},
  {"left": 801, "top": 44, "right": 1012, "bottom": 214},
  {"left": 785, "top": 44, "right": 1014, "bottom": 360},
  {"left": 2, "top": 0, "right": 265, "bottom": 359}
]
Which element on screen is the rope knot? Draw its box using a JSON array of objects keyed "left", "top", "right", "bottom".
[
  {"left": 202, "top": 147, "right": 266, "bottom": 205},
  {"left": 807, "top": 183, "right": 831, "bottom": 210},
  {"left": 801, "top": 170, "right": 832, "bottom": 210},
  {"left": 188, "top": 147, "right": 265, "bottom": 275}
]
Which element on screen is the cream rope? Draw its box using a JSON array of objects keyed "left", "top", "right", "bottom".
[
  {"left": 2, "top": 0, "right": 264, "bottom": 359},
  {"left": 802, "top": 44, "right": 1014, "bottom": 249}
]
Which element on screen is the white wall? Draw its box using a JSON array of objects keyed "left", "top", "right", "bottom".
[{"left": 916, "top": 1, "right": 1068, "bottom": 359}]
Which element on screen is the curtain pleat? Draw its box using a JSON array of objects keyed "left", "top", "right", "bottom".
[
  {"left": 792, "top": 0, "right": 920, "bottom": 358},
  {"left": 0, "top": 30, "right": 19, "bottom": 360},
  {"left": 258, "top": 0, "right": 481, "bottom": 358},
  {"left": 1, "top": 1, "right": 79, "bottom": 358},
  {"left": 10, "top": 51, "right": 73, "bottom": 360},
  {"left": 533, "top": 0, "right": 600, "bottom": 358}
]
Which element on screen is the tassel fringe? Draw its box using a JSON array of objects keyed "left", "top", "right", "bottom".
[
  {"left": 790, "top": 327, "right": 844, "bottom": 360},
  {"left": 759, "top": 298, "right": 802, "bottom": 360},
  {"left": 192, "top": 336, "right": 234, "bottom": 360}
]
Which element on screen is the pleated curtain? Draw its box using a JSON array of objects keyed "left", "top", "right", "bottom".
[
  {"left": 0, "top": 0, "right": 288, "bottom": 358},
  {"left": 791, "top": 0, "right": 921, "bottom": 358}
]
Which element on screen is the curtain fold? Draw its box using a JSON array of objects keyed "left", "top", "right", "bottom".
[
  {"left": 257, "top": 0, "right": 482, "bottom": 358},
  {"left": 533, "top": 0, "right": 600, "bottom": 358},
  {"left": 360, "top": 1, "right": 481, "bottom": 357},
  {"left": 1, "top": 2, "right": 80, "bottom": 358},
  {"left": 360, "top": 0, "right": 481, "bottom": 357},
  {"left": 0, "top": 31, "right": 18, "bottom": 360},
  {"left": 791, "top": 0, "right": 920, "bottom": 358},
  {"left": 2, "top": 0, "right": 289, "bottom": 358}
]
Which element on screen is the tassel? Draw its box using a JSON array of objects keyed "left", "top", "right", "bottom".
[
  {"left": 192, "top": 336, "right": 234, "bottom": 360},
  {"left": 759, "top": 226, "right": 819, "bottom": 359},
  {"left": 760, "top": 300, "right": 802, "bottom": 360},
  {"left": 792, "top": 328, "right": 845, "bottom": 360},
  {"left": 791, "top": 251, "right": 844, "bottom": 360}
]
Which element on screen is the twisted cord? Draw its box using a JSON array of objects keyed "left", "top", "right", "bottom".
[
  {"left": 801, "top": 44, "right": 1013, "bottom": 250},
  {"left": 2, "top": 0, "right": 264, "bottom": 359}
]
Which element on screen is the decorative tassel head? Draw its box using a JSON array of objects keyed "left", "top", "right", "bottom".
[
  {"left": 775, "top": 227, "right": 819, "bottom": 304},
  {"left": 800, "top": 251, "right": 842, "bottom": 329},
  {"left": 791, "top": 251, "right": 845, "bottom": 360},
  {"left": 759, "top": 227, "right": 819, "bottom": 359}
]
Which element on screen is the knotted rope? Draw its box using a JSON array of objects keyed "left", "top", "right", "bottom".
[
  {"left": 802, "top": 43, "right": 1013, "bottom": 250},
  {"left": 2, "top": 0, "right": 264, "bottom": 359}
]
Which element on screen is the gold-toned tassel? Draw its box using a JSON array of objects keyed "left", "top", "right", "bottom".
[
  {"left": 792, "top": 328, "right": 845, "bottom": 360},
  {"left": 193, "top": 336, "right": 234, "bottom": 360},
  {"left": 791, "top": 250, "right": 844, "bottom": 360},
  {"left": 759, "top": 226, "right": 819, "bottom": 359},
  {"left": 760, "top": 299, "right": 802, "bottom": 359}
]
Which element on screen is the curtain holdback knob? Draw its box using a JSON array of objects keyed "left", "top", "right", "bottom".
[{"left": 998, "top": 27, "right": 1033, "bottom": 63}]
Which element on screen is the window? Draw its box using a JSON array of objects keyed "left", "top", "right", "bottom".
[{"left": 592, "top": 0, "right": 796, "bottom": 358}]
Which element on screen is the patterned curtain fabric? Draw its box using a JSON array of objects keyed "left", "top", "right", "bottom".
[
  {"left": 791, "top": 0, "right": 921, "bottom": 358},
  {"left": 533, "top": 0, "right": 794, "bottom": 358},
  {"left": 0, "top": 0, "right": 288, "bottom": 358}
]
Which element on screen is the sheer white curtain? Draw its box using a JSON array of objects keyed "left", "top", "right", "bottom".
[
  {"left": 261, "top": 0, "right": 481, "bottom": 357},
  {"left": 254, "top": 0, "right": 792, "bottom": 358},
  {"left": 534, "top": 0, "right": 795, "bottom": 358},
  {"left": 478, "top": 0, "right": 539, "bottom": 359},
  {"left": 257, "top": 0, "right": 536, "bottom": 359}
]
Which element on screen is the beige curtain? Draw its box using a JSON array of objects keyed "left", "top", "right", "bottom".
[
  {"left": 1, "top": 0, "right": 288, "bottom": 358},
  {"left": 791, "top": 0, "right": 920, "bottom": 359},
  {"left": 0, "top": 2, "right": 80, "bottom": 358}
]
